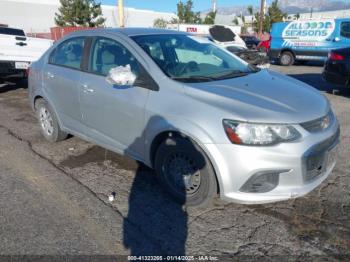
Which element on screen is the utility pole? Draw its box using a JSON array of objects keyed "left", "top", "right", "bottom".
[
  {"left": 212, "top": 0, "right": 217, "bottom": 13},
  {"left": 118, "top": 0, "right": 125, "bottom": 27},
  {"left": 258, "top": 0, "right": 266, "bottom": 37}
]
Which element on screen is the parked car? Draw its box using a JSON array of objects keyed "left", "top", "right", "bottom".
[
  {"left": 202, "top": 36, "right": 269, "bottom": 67},
  {"left": 270, "top": 19, "right": 350, "bottom": 66},
  {"left": 169, "top": 24, "right": 247, "bottom": 48},
  {"left": 241, "top": 35, "right": 260, "bottom": 49},
  {"left": 225, "top": 45, "right": 269, "bottom": 67},
  {"left": 207, "top": 25, "right": 247, "bottom": 48},
  {"left": 29, "top": 28, "right": 339, "bottom": 206},
  {"left": 322, "top": 48, "right": 350, "bottom": 86},
  {"left": 0, "top": 26, "right": 53, "bottom": 79}
]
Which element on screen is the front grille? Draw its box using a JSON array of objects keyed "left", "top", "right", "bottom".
[
  {"left": 300, "top": 111, "right": 334, "bottom": 133},
  {"left": 303, "top": 128, "right": 340, "bottom": 182}
]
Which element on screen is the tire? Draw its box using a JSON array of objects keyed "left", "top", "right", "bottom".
[
  {"left": 35, "top": 99, "right": 68, "bottom": 142},
  {"left": 279, "top": 51, "right": 295, "bottom": 66},
  {"left": 155, "top": 136, "right": 217, "bottom": 206}
]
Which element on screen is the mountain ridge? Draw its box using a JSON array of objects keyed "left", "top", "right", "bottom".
[{"left": 210, "top": 0, "right": 350, "bottom": 16}]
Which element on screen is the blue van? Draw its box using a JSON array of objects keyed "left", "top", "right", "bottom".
[{"left": 269, "top": 18, "right": 350, "bottom": 65}]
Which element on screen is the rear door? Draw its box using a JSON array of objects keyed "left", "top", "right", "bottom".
[
  {"left": 79, "top": 36, "right": 150, "bottom": 157},
  {"left": 43, "top": 36, "right": 86, "bottom": 130}
]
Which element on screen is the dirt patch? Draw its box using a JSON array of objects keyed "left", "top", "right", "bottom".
[
  {"left": 59, "top": 146, "right": 141, "bottom": 171},
  {"left": 14, "top": 113, "right": 37, "bottom": 124}
]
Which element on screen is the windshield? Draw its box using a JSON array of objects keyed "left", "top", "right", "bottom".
[{"left": 132, "top": 34, "right": 256, "bottom": 82}]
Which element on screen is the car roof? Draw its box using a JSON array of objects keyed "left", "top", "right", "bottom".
[{"left": 70, "top": 27, "right": 187, "bottom": 37}]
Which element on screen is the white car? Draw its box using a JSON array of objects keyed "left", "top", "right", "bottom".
[{"left": 0, "top": 26, "right": 53, "bottom": 79}]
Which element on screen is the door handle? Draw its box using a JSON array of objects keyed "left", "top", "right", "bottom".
[
  {"left": 16, "top": 42, "right": 27, "bottom": 46},
  {"left": 82, "top": 84, "right": 94, "bottom": 93}
]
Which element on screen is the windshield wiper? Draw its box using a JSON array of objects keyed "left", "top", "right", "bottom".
[
  {"left": 170, "top": 75, "right": 216, "bottom": 82},
  {"left": 207, "top": 70, "right": 251, "bottom": 80}
]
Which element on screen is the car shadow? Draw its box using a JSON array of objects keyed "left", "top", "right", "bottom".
[
  {"left": 122, "top": 115, "right": 193, "bottom": 255},
  {"left": 0, "top": 77, "right": 27, "bottom": 94},
  {"left": 288, "top": 73, "right": 350, "bottom": 98}
]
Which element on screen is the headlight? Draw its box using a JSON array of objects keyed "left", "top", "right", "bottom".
[{"left": 223, "top": 120, "right": 301, "bottom": 145}]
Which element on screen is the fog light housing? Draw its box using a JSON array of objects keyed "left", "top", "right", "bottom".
[{"left": 239, "top": 170, "right": 289, "bottom": 193}]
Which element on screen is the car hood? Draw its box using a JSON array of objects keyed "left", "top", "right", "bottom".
[{"left": 184, "top": 69, "right": 329, "bottom": 124}]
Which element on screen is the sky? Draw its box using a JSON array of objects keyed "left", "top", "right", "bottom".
[
  {"left": 101, "top": 0, "right": 262, "bottom": 13},
  {"left": 101, "top": 0, "right": 350, "bottom": 13}
]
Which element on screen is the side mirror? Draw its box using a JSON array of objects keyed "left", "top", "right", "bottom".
[
  {"left": 106, "top": 64, "right": 137, "bottom": 86},
  {"left": 334, "top": 37, "right": 341, "bottom": 42}
]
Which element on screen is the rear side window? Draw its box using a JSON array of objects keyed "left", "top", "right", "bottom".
[
  {"left": 0, "top": 27, "right": 25, "bottom": 36},
  {"left": 341, "top": 22, "right": 350, "bottom": 38},
  {"left": 90, "top": 37, "right": 139, "bottom": 76},
  {"left": 50, "top": 37, "right": 85, "bottom": 70}
]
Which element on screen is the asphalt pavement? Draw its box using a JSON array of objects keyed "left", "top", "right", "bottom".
[{"left": 0, "top": 65, "right": 349, "bottom": 259}]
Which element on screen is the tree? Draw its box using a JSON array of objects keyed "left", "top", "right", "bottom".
[
  {"left": 268, "top": 0, "right": 287, "bottom": 25},
  {"left": 55, "top": 0, "right": 105, "bottom": 27},
  {"left": 176, "top": 0, "right": 202, "bottom": 24},
  {"left": 203, "top": 11, "right": 216, "bottom": 24},
  {"left": 252, "top": 0, "right": 286, "bottom": 33},
  {"left": 232, "top": 17, "right": 239, "bottom": 26},
  {"left": 247, "top": 5, "right": 254, "bottom": 24},
  {"left": 294, "top": 13, "right": 300, "bottom": 20},
  {"left": 153, "top": 18, "right": 168, "bottom": 28}
]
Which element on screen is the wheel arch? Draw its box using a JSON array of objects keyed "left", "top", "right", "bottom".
[
  {"left": 149, "top": 130, "right": 221, "bottom": 194},
  {"left": 33, "top": 95, "right": 65, "bottom": 131},
  {"left": 33, "top": 95, "right": 44, "bottom": 109},
  {"left": 280, "top": 48, "right": 296, "bottom": 58}
]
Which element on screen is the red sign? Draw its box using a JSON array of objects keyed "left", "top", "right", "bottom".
[{"left": 186, "top": 27, "right": 197, "bottom": 33}]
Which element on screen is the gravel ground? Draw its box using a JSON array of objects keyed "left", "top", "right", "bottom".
[{"left": 0, "top": 64, "right": 349, "bottom": 259}]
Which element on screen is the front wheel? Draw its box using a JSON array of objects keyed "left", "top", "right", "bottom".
[{"left": 155, "top": 137, "right": 217, "bottom": 206}]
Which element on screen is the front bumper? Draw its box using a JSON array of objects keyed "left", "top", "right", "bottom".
[{"left": 204, "top": 119, "right": 340, "bottom": 204}]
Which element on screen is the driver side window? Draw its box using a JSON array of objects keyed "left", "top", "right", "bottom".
[{"left": 90, "top": 38, "right": 140, "bottom": 76}]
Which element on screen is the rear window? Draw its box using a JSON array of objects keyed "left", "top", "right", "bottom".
[{"left": 0, "top": 27, "right": 25, "bottom": 36}]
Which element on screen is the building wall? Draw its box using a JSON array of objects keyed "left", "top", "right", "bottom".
[{"left": 0, "top": 0, "right": 176, "bottom": 33}]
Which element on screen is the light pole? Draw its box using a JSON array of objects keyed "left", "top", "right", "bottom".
[
  {"left": 212, "top": 0, "right": 217, "bottom": 13},
  {"left": 118, "top": 0, "right": 125, "bottom": 27},
  {"left": 259, "top": 0, "right": 266, "bottom": 37}
]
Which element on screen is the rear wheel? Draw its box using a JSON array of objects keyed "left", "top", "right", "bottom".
[
  {"left": 35, "top": 99, "right": 68, "bottom": 142},
  {"left": 279, "top": 51, "right": 295, "bottom": 66},
  {"left": 155, "top": 136, "right": 217, "bottom": 206}
]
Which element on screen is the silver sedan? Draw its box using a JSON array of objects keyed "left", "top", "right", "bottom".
[{"left": 28, "top": 28, "right": 339, "bottom": 206}]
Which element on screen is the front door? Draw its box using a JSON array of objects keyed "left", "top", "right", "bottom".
[{"left": 79, "top": 37, "right": 150, "bottom": 158}]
